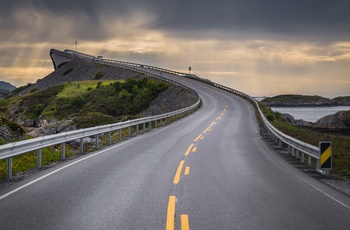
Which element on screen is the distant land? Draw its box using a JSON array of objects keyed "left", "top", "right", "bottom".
[
  {"left": 0, "top": 81, "right": 16, "bottom": 91},
  {"left": 261, "top": 94, "right": 350, "bottom": 107},
  {"left": 0, "top": 81, "right": 16, "bottom": 99}
]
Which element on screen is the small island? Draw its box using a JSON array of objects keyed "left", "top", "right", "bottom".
[{"left": 261, "top": 94, "right": 350, "bottom": 107}]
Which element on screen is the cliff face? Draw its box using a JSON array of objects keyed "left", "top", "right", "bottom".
[{"left": 262, "top": 94, "right": 350, "bottom": 107}]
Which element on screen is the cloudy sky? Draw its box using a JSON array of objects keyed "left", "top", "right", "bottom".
[{"left": 1, "top": 0, "right": 349, "bottom": 97}]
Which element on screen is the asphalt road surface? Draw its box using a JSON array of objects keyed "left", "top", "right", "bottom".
[{"left": 1, "top": 70, "right": 350, "bottom": 230}]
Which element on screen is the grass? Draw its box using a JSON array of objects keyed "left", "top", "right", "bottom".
[{"left": 57, "top": 80, "right": 122, "bottom": 98}]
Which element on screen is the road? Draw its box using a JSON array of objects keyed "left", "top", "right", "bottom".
[{"left": 1, "top": 70, "right": 350, "bottom": 229}]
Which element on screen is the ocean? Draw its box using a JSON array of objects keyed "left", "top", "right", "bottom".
[{"left": 270, "top": 106, "right": 350, "bottom": 123}]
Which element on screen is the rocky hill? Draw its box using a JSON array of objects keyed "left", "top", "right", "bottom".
[
  {"left": 1, "top": 59, "right": 198, "bottom": 142},
  {"left": 15, "top": 60, "right": 140, "bottom": 96},
  {"left": 262, "top": 94, "right": 350, "bottom": 107}
]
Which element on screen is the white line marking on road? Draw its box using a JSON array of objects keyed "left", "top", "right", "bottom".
[{"left": 0, "top": 137, "right": 143, "bottom": 201}]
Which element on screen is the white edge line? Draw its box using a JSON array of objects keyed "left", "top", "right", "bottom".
[
  {"left": 0, "top": 136, "right": 142, "bottom": 201},
  {"left": 298, "top": 176, "right": 350, "bottom": 211}
]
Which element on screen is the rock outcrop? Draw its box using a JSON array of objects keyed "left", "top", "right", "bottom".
[
  {"left": 281, "top": 113, "right": 313, "bottom": 128},
  {"left": 312, "top": 111, "right": 350, "bottom": 133}
]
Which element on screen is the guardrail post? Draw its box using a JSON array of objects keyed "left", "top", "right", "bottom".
[
  {"left": 295, "top": 149, "right": 299, "bottom": 159},
  {"left": 6, "top": 157, "right": 12, "bottom": 181},
  {"left": 61, "top": 143, "right": 66, "bottom": 160},
  {"left": 108, "top": 132, "right": 112, "bottom": 145},
  {"left": 291, "top": 147, "right": 295, "bottom": 157},
  {"left": 119, "top": 129, "right": 122, "bottom": 141},
  {"left": 136, "top": 125, "right": 139, "bottom": 135},
  {"left": 308, "top": 155, "right": 312, "bottom": 167},
  {"left": 128, "top": 127, "right": 131, "bottom": 137},
  {"left": 149, "top": 121, "right": 152, "bottom": 130},
  {"left": 143, "top": 123, "right": 146, "bottom": 133},
  {"left": 278, "top": 139, "right": 282, "bottom": 148},
  {"left": 287, "top": 145, "right": 291, "bottom": 154},
  {"left": 95, "top": 135, "right": 99, "bottom": 149},
  {"left": 80, "top": 138, "right": 84, "bottom": 154},
  {"left": 316, "top": 159, "right": 321, "bottom": 170},
  {"left": 37, "top": 149, "right": 42, "bottom": 168},
  {"left": 301, "top": 152, "right": 305, "bottom": 163}
]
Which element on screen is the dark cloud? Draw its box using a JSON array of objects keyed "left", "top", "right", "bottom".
[{"left": 1, "top": 0, "right": 349, "bottom": 43}]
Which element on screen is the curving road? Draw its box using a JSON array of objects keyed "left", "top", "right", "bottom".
[{"left": 1, "top": 70, "right": 350, "bottom": 229}]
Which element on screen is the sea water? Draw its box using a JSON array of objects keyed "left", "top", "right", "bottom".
[{"left": 270, "top": 106, "right": 350, "bottom": 123}]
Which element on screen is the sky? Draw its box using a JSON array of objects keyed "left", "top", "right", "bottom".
[{"left": 0, "top": 0, "right": 350, "bottom": 98}]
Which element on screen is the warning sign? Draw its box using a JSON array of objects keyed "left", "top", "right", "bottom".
[{"left": 319, "top": 142, "right": 332, "bottom": 169}]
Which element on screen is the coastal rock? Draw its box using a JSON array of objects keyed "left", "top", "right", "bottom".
[
  {"left": 281, "top": 113, "right": 313, "bottom": 127},
  {"left": 312, "top": 111, "right": 350, "bottom": 130}
]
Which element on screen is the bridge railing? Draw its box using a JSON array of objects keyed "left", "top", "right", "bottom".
[{"left": 212, "top": 83, "right": 321, "bottom": 171}]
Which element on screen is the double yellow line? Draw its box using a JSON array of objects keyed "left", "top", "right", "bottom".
[
  {"left": 166, "top": 196, "right": 189, "bottom": 230},
  {"left": 166, "top": 108, "right": 228, "bottom": 229}
]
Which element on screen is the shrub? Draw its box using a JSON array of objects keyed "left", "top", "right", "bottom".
[
  {"left": 70, "top": 96, "right": 84, "bottom": 109},
  {"left": 94, "top": 70, "right": 103, "bottom": 80}
]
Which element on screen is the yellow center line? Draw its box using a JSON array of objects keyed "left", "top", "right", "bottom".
[
  {"left": 200, "top": 136, "right": 204, "bottom": 140},
  {"left": 166, "top": 196, "right": 176, "bottom": 230},
  {"left": 203, "top": 127, "right": 210, "bottom": 133},
  {"left": 181, "top": 214, "right": 190, "bottom": 230},
  {"left": 194, "top": 134, "right": 202, "bottom": 142},
  {"left": 184, "top": 144, "right": 194, "bottom": 157},
  {"left": 192, "top": 147, "right": 197, "bottom": 152},
  {"left": 173, "top": 160, "right": 185, "bottom": 184},
  {"left": 184, "top": 167, "right": 190, "bottom": 175}
]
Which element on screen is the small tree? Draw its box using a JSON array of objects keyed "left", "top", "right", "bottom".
[{"left": 94, "top": 70, "right": 103, "bottom": 80}]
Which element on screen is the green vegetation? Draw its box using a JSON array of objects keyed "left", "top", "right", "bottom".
[
  {"left": 0, "top": 77, "right": 168, "bottom": 129},
  {"left": 259, "top": 102, "right": 350, "bottom": 177},
  {"left": 94, "top": 70, "right": 104, "bottom": 80},
  {"left": 0, "top": 77, "right": 170, "bottom": 180}
]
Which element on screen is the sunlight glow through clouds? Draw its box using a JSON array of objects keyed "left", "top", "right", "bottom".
[{"left": 1, "top": 1, "right": 349, "bottom": 97}]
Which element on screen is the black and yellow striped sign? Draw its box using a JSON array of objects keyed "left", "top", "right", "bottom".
[{"left": 320, "top": 142, "right": 332, "bottom": 169}]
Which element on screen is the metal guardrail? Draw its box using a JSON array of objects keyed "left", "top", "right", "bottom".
[{"left": 212, "top": 83, "right": 322, "bottom": 172}]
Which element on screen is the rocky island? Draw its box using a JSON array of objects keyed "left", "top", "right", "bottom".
[{"left": 261, "top": 94, "right": 350, "bottom": 107}]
